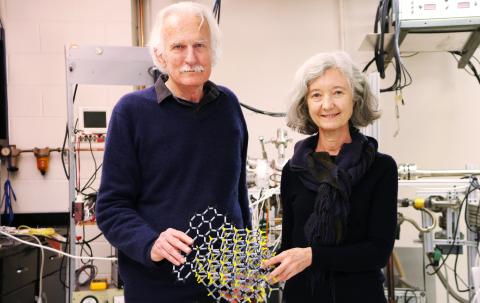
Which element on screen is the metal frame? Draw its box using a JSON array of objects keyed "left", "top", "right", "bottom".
[
  {"left": 64, "top": 45, "right": 154, "bottom": 302},
  {"left": 400, "top": 178, "right": 480, "bottom": 300},
  {"left": 399, "top": 18, "right": 480, "bottom": 68},
  {"left": 360, "top": 16, "right": 480, "bottom": 69}
]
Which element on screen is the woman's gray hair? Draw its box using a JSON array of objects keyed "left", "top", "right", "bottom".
[
  {"left": 287, "top": 51, "right": 380, "bottom": 135},
  {"left": 148, "top": 1, "right": 221, "bottom": 73}
]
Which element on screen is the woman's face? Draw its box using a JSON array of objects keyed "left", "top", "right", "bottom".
[{"left": 306, "top": 68, "right": 353, "bottom": 133}]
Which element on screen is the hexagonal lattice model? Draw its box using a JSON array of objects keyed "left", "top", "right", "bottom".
[{"left": 173, "top": 206, "right": 276, "bottom": 302}]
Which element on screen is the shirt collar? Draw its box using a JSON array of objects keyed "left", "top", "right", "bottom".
[{"left": 154, "top": 75, "right": 220, "bottom": 106}]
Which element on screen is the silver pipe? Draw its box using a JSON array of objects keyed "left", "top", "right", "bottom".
[{"left": 398, "top": 164, "right": 480, "bottom": 180}]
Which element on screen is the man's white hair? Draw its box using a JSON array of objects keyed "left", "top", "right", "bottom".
[{"left": 148, "top": 1, "right": 221, "bottom": 74}]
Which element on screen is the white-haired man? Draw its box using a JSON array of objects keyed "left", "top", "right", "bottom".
[{"left": 96, "top": 2, "right": 250, "bottom": 302}]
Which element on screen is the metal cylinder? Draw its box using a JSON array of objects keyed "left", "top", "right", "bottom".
[{"left": 398, "top": 163, "right": 480, "bottom": 180}]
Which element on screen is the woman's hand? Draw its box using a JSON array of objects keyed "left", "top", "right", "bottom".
[{"left": 263, "top": 247, "right": 312, "bottom": 283}]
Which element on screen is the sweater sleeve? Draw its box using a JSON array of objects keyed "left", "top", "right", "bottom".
[
  {"left": 238, "top": 112, "right": 251, "bottom": 229},
  {"left": 222, "top": 87, "right": 251, "bottom": 229},
  {"left": 96, "top": 100, "right": 160, "bottom": 269},
  {"left": 280, "top": 163, "right": 294, "bottom": 252},
  {"left": 311, "top": 155, "right": 398, "bottom": 272}
]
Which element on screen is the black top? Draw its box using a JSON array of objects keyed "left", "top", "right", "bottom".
[{"left": 280, "top": 151, "right": 398, "bottom": 303}]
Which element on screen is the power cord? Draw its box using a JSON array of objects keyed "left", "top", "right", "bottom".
[
  {"left": 0, "top": 230, "right": 116, "bottom": 261},
  {"left": 364, "top": 0, "right": 412, "bottom": 93},
  {"left": 213, "top": 0, "right": 221, "bottom": 24},
  {"left": 450, "top": 52, "right": 480, "bottom": 85},
  {"left": 61, "top": 84, "right": 78, "bottom": 180},
  {"left": 75, "top": 263, "right": 98, "bottom": 287}
]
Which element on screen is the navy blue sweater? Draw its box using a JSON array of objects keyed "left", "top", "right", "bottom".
[
  {"left": 96, "top": 80, "right": 250, "bottom": 303},
  {"left": 280, "top": 139, "right": 398, "bottom": 303}
]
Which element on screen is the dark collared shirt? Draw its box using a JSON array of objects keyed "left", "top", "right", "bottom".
[{"left": 154, "top": 76, "right": 220, "bottom": 109}]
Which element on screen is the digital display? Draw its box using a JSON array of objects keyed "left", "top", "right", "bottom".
[{"left": 83, "top": 111, "right": 107, "bottom": 128}]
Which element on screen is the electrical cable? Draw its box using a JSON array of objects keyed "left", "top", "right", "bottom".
[
  {"left": 1, "top": 178, "right": 16, "bottom": 225},
  {"left": 61, "top": 125, "right": 69, "bottom": 180},
  {"left": 80, "top": 224, "right": 93, "bottom": 266},
  {"left": 452, "top": 251, "right": 470, "bottom": 293},
  {"left": 79, "top": 137, "right": 101, "bottom": 194},
  {"left": 84, "top": 231, "right": 104, "bottom": 244},
  {"left": 76, "top": 135, "right": 81, "bottom": 192},
  {"left": 464, "top": 177, "right": 480, "bottom": 233},
  {"left": 210, "top": 1, "right": 286, "bottom": 118},
  {"left": 457, "top": 177, "right": 480, "bottom": 295},
  {"left": 59, "top": 224, "right": 70, "bottom": 290},
  {"left": 79, "top": 164, "right": 103, "bottom": 198},
  {"left": 364, "top": 0, "right": 412, "bottom": 93},
  {"left": 372, "top": 0, "right": 386, "bottom": 78},
  {"left": 450, "top": 52, "right": 475, "bottom": 77},
  {"left": 427, "top": 255, "right": 468, "bottom": 303},
  {"left": 75, "top": 263, "right": 97, "bottom": 287},
  {"left": 450, "top": 51, "right": 480, "bottom": 85},
  {"left": 239, "top": 102, "right": 286, "bottom": 117},
  {"left": 15, "top": 225, "right": 105, "bottom": 247},
  {"left": 213, "top": 0, "right": 221, "bottom": 24},
  {"left": 61, "top": 84, "right": 78, "bottom": 180},
  {"left": 30, "top": 234, "right": 45, "bottom": 303},
  {"left": 0, "top": 230, "right": 117, "bottom": 261},
  {"left": 400, "top": 52, "right": 419, "bottom": 58},
  {"left": 444, "top": 257, "right": 450, "bottom": 303},
  {"left": 404, "top": 288, "right": 417, "bottom": 303}
]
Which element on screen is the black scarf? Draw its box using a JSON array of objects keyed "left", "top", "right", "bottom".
[{"left": 289, "top": 127, "right": 377, "bottom": 288}]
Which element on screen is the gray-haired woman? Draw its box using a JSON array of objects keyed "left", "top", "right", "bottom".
[{"left": 264, "top": 51, "right": 398, "bottom": 303}]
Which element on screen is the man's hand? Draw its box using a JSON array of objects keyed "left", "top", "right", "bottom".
[
  {"left": 150, "top": 228, "right": 193, "bottom": 266},
  {"left": 263, "top": 247, "right": 312, "bottom": 283}
]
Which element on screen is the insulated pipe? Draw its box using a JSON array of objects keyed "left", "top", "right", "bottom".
[
  {"left": 398, "top": 164, "right": 480, "bottom": 180},
  {"left": 392, "top": 250, "right": 406, "bottom": 281}
]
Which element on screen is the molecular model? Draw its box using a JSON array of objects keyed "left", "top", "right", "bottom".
[{"left": 173, "top": 206, "right": 276, "bottom": 302}]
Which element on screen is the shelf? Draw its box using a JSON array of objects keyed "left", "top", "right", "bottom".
[{"left": 360, "top": 17, "right": 480, "bottom": 68}]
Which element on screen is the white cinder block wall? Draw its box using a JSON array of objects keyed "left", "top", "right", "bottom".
[
  {"left": 1, "top": 0, "right": 479, "bottom": 301},
  {"left": 0, "top": 0, "right": 132, "bottom": 212},
  {"left": 0, "top": 0, "right": 133, "bottom": 281}
]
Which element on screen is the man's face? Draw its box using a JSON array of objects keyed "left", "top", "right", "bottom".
[{"left": 157, "top": 13, "right": 212, "bottom": 90}]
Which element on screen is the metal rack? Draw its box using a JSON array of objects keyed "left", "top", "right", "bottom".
[
  {"left": 397, "top": 17, "right": 480, "bottom": 68},
  {"left": 360, "top": 1, "right": 480, "bottom": 69},
  {"left": 398, "top": 176, "right": 480, "bottom": 301}
]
